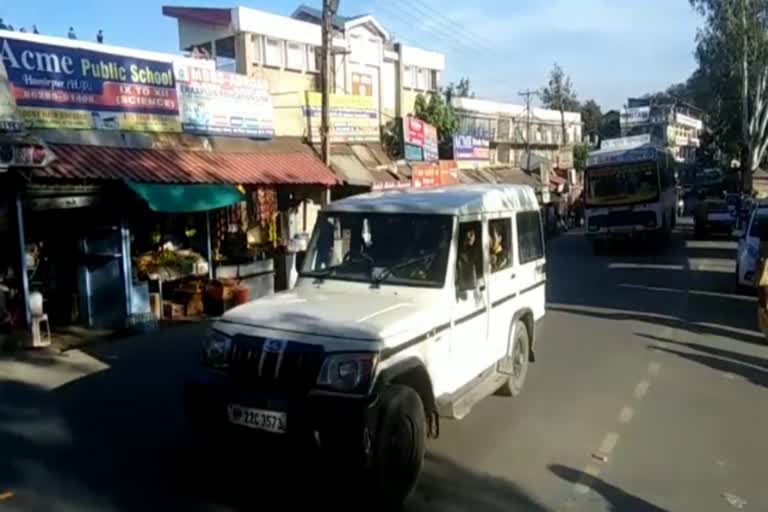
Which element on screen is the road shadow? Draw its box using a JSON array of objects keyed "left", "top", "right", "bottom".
[
  {"left": 549, "top": 464, "right": 666, "bottom": 512},
  {"left": 638, "top": 334, "right": 767, "bottom": 389}
]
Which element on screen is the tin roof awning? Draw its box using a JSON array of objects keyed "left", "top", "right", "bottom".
[{"left": 38, "top": 144, "right": 339, "bottom": 186}]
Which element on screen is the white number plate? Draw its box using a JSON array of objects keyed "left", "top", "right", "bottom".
[{"left": 227, "top": 404, "right": 287, "bottom": 434}]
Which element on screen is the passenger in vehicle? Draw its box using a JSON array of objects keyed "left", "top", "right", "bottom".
[
  {"left": 457, "top": 226, "right": 482, "bottom": 290},
  {"left": 490, "top": 225, "right": 508, "bottom": 271}
]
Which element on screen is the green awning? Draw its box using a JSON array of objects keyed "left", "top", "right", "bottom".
[{"left": 127, "top": 182, "right": 243, "bottom": 213}]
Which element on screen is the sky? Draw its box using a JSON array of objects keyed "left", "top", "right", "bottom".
[{"left": 1, "top": 0, "right": 704, "bottom": 111}]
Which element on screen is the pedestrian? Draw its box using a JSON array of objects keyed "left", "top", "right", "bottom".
[
  {"left": 68, "top": 27, "right": 76, "bottom": 39},
  {"left": 32, "top": 24, "right": 39, "bottom": 34},
  {"left": 7, "top": 25, "right": 14, "bottom": 31},
  {"left": 19, "top": 27, "right": 26, "bottom": 33},
  {"left": 96, "top": 29, "right": 103, "bottom": 43},
  {"left": 0, "top": 19, "right": 6, "bottom": 30}
]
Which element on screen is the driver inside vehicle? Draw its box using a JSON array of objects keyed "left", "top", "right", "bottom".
[{"left": 490, "top": 225, "right": 508, "bottom": 271}]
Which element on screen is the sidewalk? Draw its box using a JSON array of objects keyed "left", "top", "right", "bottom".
[{"left": 0, "top": 346, "right": 110, "bottom": 391}]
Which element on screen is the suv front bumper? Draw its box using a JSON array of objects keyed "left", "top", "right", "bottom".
[{"left": 184, "top": 369, "right": 378, "bottom": 441}]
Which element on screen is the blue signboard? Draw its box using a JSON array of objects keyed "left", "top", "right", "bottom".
[
  {"left": 453, "top": 134, "right": 490, "bottom": 160},
  {"left": 586, "top": 146, "right": 659, "bottom": 168},
  {"left": 0, "top": 36, "right": 179, "bottom": 131}
]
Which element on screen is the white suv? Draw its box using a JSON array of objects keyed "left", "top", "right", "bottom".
[{"left": 185, "top": 185, "right": 547, "bottom": 506}]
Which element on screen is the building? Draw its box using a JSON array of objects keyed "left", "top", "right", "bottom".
[
  {"left": 451, "top": 97, "right": 582, "bottom": 170},
  {"left": 621, "top": 98, "right": 703, "bottom": 164},
  {"left": 162, "top": 5, "right": 446, "bottom": 136}
]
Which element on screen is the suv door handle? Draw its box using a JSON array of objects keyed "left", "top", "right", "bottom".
[{"left": 510, "top": 273, "right": 516, "bottom": 280}]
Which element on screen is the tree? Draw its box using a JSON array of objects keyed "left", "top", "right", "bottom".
[
  {"left": 691, "top": 0, "right": 768, "bottom": 190},
  {"left": 541, "top": 63, "right": 580, "bottom": 145},
  {"left": 580, "top": 99, "right": 603, "bottom": 141},
  {"left": 600, "top": 110, "right": 622, "bottom": 141},
  {"left": 414, "top": 91, "right": 459, "bottom": 156},
  {"left": 443, "top": 77, "right": 474, "bottom": 105},
  {"left": 573, "top": 143, "right": 591, "bottom": 172}
]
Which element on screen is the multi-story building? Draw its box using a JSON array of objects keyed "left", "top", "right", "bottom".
[
  {"left": 621, "top": 98, "right": 703, "bottom": 164},
  {"left": 451, "top": 97, "right": 582, "bottom": 169},
  {"left": 162, "top": 5, "right": 446, "bottom": 137}
]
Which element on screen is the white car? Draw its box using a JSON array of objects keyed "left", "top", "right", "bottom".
[
  {"left": 184, "top": 185, "right": 547, "bottom": 506},
  {"left": 736, "top": 204, "right": 768, "bottom": 289}
]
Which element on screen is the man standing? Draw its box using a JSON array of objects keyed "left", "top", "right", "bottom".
[
  {"left": 68, "top": 27, "right": 76, "bottom": 39},
  {"left": 96, "top": 29, "right": 103, "bottom": 43}
]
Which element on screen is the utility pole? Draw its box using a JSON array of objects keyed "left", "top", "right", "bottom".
[
  {"left": 518, "top": 89, "right": 538, "bottom": 174},
  {"left": 321, "top": 0, "right": 338, "bottom": 166}
]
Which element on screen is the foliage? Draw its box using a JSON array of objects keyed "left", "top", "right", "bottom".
[
  {"left": 381, "top": 119, "right": 403, "bottom": 159},
  {"left": 600, "top": 110, "right": 622, "bottom": 140},
  {"left": 580, "top": 99, "right": 603, "bottom": 137},
  {"left": 541, "top": 63, "right": 580, "bottom": 144},
  {"left": 413, "top": 91, "right": 459, "bottom": 145},
  {"left": 573, "top": 144, "right": 591, "bottom": 172},
  {"left": 690, "top": 0, "right": 768, "bottom": 188}
]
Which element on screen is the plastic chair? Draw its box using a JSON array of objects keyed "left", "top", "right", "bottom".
[{"left": 29, "top": 291, "right": 51, "bottom": 348}]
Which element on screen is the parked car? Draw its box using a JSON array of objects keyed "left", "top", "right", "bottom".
[
  {"left": 184, "top": 185, "right": 547, "bottom": 506},
  {"left": 694, "top": 193, "right": 740, "bottom": 238},
  {"left": 736, "top": 201, "right": 768, "bottom": 289}
]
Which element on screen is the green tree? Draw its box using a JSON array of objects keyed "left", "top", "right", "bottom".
[
  {"left": 580, "top": 99, "right": 603, "bottom": 140},
  {"left": 573, "top": 143, "right": 591, "bottom": 172},
  {"left": 414, "top": 91, "right": 458, "bottom": 147},
  {"left": 690, "top": 0, "right": 768, "bottom": 190},
  {"left": 541, "top": 63, "right": 580, "bottom": 144},
  {"left": 600, "top": 110, "right": 622, "bottom": 140}
]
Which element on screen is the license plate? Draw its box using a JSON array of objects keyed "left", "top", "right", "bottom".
[{"left": 227, "top": 404, "right": 287, "bottom": 434}]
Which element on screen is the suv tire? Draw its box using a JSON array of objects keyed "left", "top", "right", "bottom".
[
  {"left": 496, "top": 320, "right": 530, "bottom": 397},
  {"left": 370, "top": 384, "right": 426, "bottom": 509}
]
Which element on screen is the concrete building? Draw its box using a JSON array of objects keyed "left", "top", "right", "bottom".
[
  {"left": 162, "top": 5, "right": 446, "bottom": 137},
  {"left": 621, "top": 98, "right": 703, "bottom": 164},
  {"left": 451, "top": 97, "right": 582, "bottom": 170}
]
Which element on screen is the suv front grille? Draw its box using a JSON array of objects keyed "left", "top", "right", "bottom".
[{"left": 227, "top": 335, "right": 325, "bottom": 395}]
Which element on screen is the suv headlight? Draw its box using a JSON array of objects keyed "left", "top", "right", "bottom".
[
  {"left": 202, "top": 329, "right": 231, "bottom": 369},
  {"left": 316, "top": 353, "right": 378, "bottom": 393}
]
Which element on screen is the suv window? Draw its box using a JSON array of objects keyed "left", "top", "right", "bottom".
[
  {"left": 517, "top": 210, "right": 544, "bottom": 264},
  {"left": 456, "top": 221, "right": 483, "bottom": 291},
  {"left": 489, "top": 218, "right": 513, "bottom": 272}
]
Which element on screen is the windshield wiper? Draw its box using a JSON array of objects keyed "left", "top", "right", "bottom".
[
  {"left": 309, "top": 253, "right": 375, "bottom": 279},
  {"left": 372, "top": 253, "right": 435, "bottom": 285}
]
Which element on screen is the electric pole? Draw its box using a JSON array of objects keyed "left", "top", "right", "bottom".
[
  {"left": 321, "top": 0, "right": 338, "bottom": 166},
  {"left": 518, "top": 89, "right": 538, "bottom": 175}
]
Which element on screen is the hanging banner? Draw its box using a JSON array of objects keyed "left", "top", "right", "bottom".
[
  {"left": 305, "top": 92, "right": 379, "bottom": 143},
  {"left": 175, "top": 64, "right": 274, "bottom": 138},
  {"left": 402, "top": 116, "right": 438, "bottom": 161},
  {"left": 453, "top": 134, "right": 490, "bottom": 160},
  {"left": 0, "top": 36, "right": 180, "bottom": 132}
]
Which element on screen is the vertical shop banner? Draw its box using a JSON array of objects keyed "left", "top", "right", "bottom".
[
  {"left": 453, "top": 134, "right": 490, "bottom": 160},
  {"left": 305, "top": 92, "right": 379, "bottom": 143},
  {"left": 0, "top": 36, "right": 180, "bottom": 132},
  {"left": 175, "top": 64, "right": 274, "bottom": 138},
  {"left": 402, "top": 116, "right": 438, "bottom": 161}
]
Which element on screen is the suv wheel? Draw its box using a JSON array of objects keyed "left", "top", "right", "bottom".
[
  {"left": 370, "top": 385, "right": 426, "bottom": 509},
  {"left": 496, "top": 320, "right": 530, "bottom": 397}
]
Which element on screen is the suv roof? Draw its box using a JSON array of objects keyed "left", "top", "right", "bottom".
[{"left": 327, "top": 184, "right": 540, "bottom": 216}]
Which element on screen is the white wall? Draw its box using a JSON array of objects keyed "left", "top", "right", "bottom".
[
  {"left": 401, "top": 45, "right": 445, "bottom": 71},
  {"left": 381, "top": 59, "right": 397, "bottom": 120},
  {"left": 234, "top": 6, "right": 321, "bottom": 46},
  {"left": 177, "top": 19, "right": 234, "bottom": 49}
]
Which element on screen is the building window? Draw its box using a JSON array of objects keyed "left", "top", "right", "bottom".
[
  {"left": 430, "top": 70, "right": 439, "bottom": 90},
  {"left": 265, "top": 38, "right": 283, "bottom": 68},
  {"left": 214, "top": 36, "right": 236, "bottom": 73},
  {"left": 416, "top": 68, "right": 427, "bottom": 90},
  {"left": 286, "top": 42, "right": 305, "bottom": 71},
  {"left": 307, "top": 45, "right": 320, "bottom": 72},
  {"left": 251, "top": 34, "right": 263, "bottom": 63},
  {"left": 403, "top": 65, "right": 415, "bottom": 89}
]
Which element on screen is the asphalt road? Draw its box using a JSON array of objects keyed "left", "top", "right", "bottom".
[{"left": 1, "top": 221, "right": 766, "bottom": 511}]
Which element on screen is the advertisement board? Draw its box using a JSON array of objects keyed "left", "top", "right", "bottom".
[
  {"left": 0, "top": 36, "right": 180, "bottom": 132},
  {"left": 175, "top": 64, "right": 273, "bottom": 138},
  {"left": 621, "top": 106, "right": 650, "bottom": 126},
  {"left": 0, "top": 55, "right": 23, "bottom": 131},
  {"left": 412, "top": 161, "right": 459, "bottom": 188},
  {"left": 453, "top": 134, "right": 490, "bottom": 160},
  {"left": 305, "top": 92, "right": 379, "bottom": 143},
  {"left": 675, "top": 112, "right": 703, "bottom": 131},
  {"left": 403, "top": 116, "right": 438, "bottom": 161}
]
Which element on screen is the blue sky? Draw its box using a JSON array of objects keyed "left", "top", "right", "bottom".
[{"left": 1, "top": 0, "right": 703, "bottom": 110}]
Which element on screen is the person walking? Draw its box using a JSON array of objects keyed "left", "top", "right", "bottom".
[
  {"left": 32, "top": 24, "right": 39, "bottom": 34},
  {"left": 96, "top": 29, "right": 103, "bottom": 43},
  {"left": 67, "top": 27, "right": 76, "bottom": 39}
]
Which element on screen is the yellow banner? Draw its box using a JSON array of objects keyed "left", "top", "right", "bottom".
[
  {"left": 304, "top": 92, "right": 379, "bottom": 143},
  {"left": 18, "top": 107, "right": 181, "bottom": 133}
]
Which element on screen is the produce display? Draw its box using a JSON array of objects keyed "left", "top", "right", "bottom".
[{"left": 134, "top": 249, "right": 209, "bottom": 281}]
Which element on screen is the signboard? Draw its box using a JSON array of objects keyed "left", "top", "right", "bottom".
[
  {"left": 175, "top": 64, "right": 273, "bottom": 138},
  {"left": 0, "top": 54, "right": 23, "bottom": 131},
  {"left": 402, "top": 116, "right": 438, "bottom": 161},
  {"left": 404, "top": 143, "right": 423, "bottom": 161},
  {"left": 305, "top": 92, "right": 378, "bottom": 143},
  {"left": 621, "top": 106, "right": 650, "bottom": 126},
  {"left": 0, "top": 141, "right": 55, "bottom": 169},
  {"left": 0, "top": 36, "right": 180, "bottom": 132},
  {"left": 453, "top": 134, "right": 490, "bottom": 160},
  {"left": 601, "top": 134, "right": 652, "bottom": 150},
  {"left": 586, "top": 146, "right": 658, "bottom": 168},
  {"left": 675, "top": 112, "right": 703, "bottom": 130},
  {"left": 412, "top": 161, "right": 459, "bottom": 188}
]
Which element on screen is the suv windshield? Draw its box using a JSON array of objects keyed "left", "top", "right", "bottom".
[
  {"left": 586, "top": 162, "right": 660, "bottom": 206},
  {"left": 301, "top": 212, "right": 453, "bottom": 287}
]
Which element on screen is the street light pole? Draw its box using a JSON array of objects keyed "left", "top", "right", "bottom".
[{"left": 321, "top": 0, "right": 338, "bottom": 166}]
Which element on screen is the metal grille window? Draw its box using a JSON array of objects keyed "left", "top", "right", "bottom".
[{"left": 517, "top": 210, "right": 544, "bottom": 264}]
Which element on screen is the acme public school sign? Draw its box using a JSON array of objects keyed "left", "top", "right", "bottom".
[{"left": 0, "top": 36, "right": 180, "bottom": 132}]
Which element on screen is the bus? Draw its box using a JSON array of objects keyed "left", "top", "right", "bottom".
[{"left": 584, "top": 140, "right": 677, "bottom": 252}]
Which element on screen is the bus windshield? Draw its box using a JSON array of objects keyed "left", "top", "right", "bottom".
[{"left": 586, "top": 162, "right": 660, "bottom": 206}]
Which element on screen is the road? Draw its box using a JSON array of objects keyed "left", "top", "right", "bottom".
[{"left": 1, "top": 221, "right": 766, "bottom": 511}]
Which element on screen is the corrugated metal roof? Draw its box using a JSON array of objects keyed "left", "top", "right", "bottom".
[{"left": 38, "top": 144, "right": 338, "bottom": 185}]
